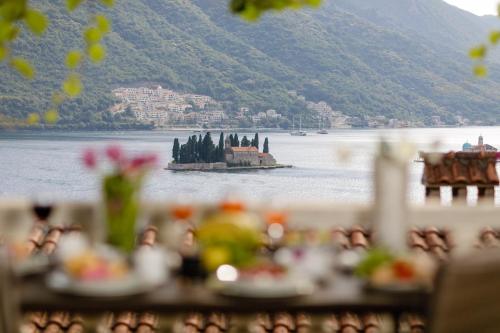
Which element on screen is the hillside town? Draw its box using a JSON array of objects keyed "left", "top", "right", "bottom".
[{"left": 110, "top": 85, "right": 458, "bottom": 129}]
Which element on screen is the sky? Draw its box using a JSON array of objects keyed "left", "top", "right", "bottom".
[{"left": 444, "top": 0, "right": 498, "bottom": 16}]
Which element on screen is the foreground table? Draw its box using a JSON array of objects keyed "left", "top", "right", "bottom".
[{"left": 20, "top": 274, "right": 429, "bottom": 316}]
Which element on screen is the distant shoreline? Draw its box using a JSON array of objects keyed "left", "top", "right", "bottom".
[
  {"left": 0, "top": 125, "right": 492, "bottom": 133},
  {"left": 166, "top": 164, "right": 293, "bottom": 172}
]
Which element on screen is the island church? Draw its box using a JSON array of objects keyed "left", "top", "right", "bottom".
[{"left": 224, "top": 136, "right": 276, "bottom": 167}]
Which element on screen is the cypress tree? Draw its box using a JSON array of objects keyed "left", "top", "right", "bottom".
[
  {"left": 218, "top": 132, "right": 225, "bottom": 162},
  {"left": 179, "top": 144, "right": 188, "bottom": 163},
  {"left": 229, "top": 134, "right": 234, "bottom": 147},
  {"left": 172, "top": 138, "right": 180, "bottom": 163},
  {"left": 241, "top": 136, "right": 250, "bottom": 147},
  {"left": 234, "top": 133, "right": 240, "bottom": 147},
  {"left": 187, "top": 136, "right": 192, "bottom": 162},
  {"left": 197, "top": 134, "right": 203, "bottom": 161},
  {"left": 202, "top": 132, "right": 214, "bottom": 163},
  {"left": 253, "top": 133, "right": 259, "bottom": 150},
  {"left": 190, "top": 135, "right": 197, "bottom": 162},
  {"left": 263, "top": 137, "right": 269, "bottom": 153}
]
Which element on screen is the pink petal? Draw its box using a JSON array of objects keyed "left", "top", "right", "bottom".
[{"left": 82, "top": 149, "right": 97, "bottom": 169}]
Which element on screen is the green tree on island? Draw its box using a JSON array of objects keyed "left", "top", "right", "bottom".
[
  {"left": 263, "top": 137, "right": 269, "bottom": 153},
  {"left": 202, "top": 132, "right": 214, "bottom": 162},
  {"left": 218, "top": 132, "right": 225, "bottom": 161},
  {"left": 252, "top": 133, "right": 259, "bottom": 150},
  {"left": 241, "top": 136, "right": 250, "bottom": 147},
  {"left": 172, "top": 138, "right": 180, "bottom": 163},
  {"left": 234, "top": 134, "right": 240, "bottom": 147},
  {"left": 197, "top": 134, "right": 203, "bottom": 161}
]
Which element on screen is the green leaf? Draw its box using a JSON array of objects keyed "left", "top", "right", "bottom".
[
  {"left": 65, "top": 50, "right": 82, "bottom": 69},
  {"left": 84, "top": 27, "right": 102, "bottom": 44},
  {"left": 0, "top": 45, "right": 6, "bottom": 61},
  {"left": 100, "top": 0, "right": 115, "bottom": 7},
  {"left": 62, "top": 73, "right": 83, "bottom": 97},
  {"left": 469, "top": 45, "right": 487, "bottom": 59},
  {"left": 474, "top": 64, "right": 487, "bottom": 77},
  {"left": 27, "top": 113, "right": 40, "bottom": 125},
  {"left": 241, "top": 4, "right": 260, "bottom": 21},
  {"left": 67, "top": 0, "right": 84, "bottom": 11},
  {"left": 306, "top": 0, "right": 322, "bottom": 6},
  {"left": 10, "top": 58, "right": 35, "bottom": 79},
  {"left": 0, "top": 22, "right": 19, "bottom": 42},
  {"left": 24, "top": 9, "right": 48, "bottom": 36},
  {"left": 52, "top": 92, "right": 65, "bottom": 106},
  {"left": 94, "top": 14, "right": 111, "bottom": 34},
  {"left": 44, "top": 109, "right": 59, "bottom": 124},
  {"left": 490, "top": 31, "right": 500, "bottom": 45},
  {"left": 88, "top": 43, "right": 106, "bottom": 63}
]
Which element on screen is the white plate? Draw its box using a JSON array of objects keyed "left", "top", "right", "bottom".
[
  {"left": 213, "top": 276, "right": 315, "bottom": 298},
  {"left": 46, "top": 271, "right": 157, "bottom": 297},
  {"left": 13, "top": 255, "right": 51, "bottom": 276}
]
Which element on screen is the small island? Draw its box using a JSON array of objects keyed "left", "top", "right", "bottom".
[{"left": 167, "top": 132, "right": 291, "bottom": 171}]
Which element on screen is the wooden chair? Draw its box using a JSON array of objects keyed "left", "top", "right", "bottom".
[
  {"left": 0, "top": 250, "right": 20, "bottom": 333},
  {"left": 429, "top": 249, "right": 500, "bottom": 333}
]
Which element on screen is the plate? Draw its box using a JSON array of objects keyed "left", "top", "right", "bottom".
[
  {"left": 364, "top": 281, "right": 427, "bottom": 294},
  {"left": 46, "top": 271, "right": 158, "bottom": 297},
  {"left": 212, "top": 276, "right": 316, "bottom": 298},
  {"left": 13, "top": 255, "right": 51, "bottom": 276}
]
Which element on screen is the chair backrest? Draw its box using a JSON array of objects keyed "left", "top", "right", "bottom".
[
  {"left": 0, "top": 251, "right": 20, "bottom": 333},
  {"left": 429, "top": 249, "right": 500, "bottom": 333}
]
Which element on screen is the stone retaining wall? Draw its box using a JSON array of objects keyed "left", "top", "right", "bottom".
[{"left": 167, "top": 162, "right": 227, "bottom": 171}]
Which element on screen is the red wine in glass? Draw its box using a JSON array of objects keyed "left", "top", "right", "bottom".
[
  {"left": 33, "top": 205, "right": 53, "bottom": 221},
  {"left": 32, "top": 194, "right": 54, "bottom": 222}
]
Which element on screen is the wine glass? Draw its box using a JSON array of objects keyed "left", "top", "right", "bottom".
[{"left": 32, "top": 193, "right": 55, "bottom": 223}]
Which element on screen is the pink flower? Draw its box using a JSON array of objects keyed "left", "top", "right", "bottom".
[
  {"left": 105, "top": 145, "right": 123, "bottom": 163},
  {"left": 82, "top": 149, "right": 97, "bottom": 169},
  {"left": 129, "top": 154, "right": 158, "bottom": 170}
]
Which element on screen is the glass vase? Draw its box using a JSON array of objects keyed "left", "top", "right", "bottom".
[{"left": 102, "top": 173, "right": 141, "bottom": 254}]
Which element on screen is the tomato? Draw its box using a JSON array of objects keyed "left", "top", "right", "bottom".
[{"left": 392, "top": 260, "right": 415, "bottom": 280}]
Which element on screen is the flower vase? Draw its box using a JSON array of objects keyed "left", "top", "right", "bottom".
[{"left": 102, "top": 173, "right": 141, "bottom": 254}]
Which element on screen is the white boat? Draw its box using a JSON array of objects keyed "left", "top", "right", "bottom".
[
  {"left": 317, "top": 117, "right": 328, "bottom": 134},
  {"left": 290, "top": 116, "right": 307, "bottom": 136}
]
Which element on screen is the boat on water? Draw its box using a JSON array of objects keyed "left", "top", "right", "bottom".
[
  {"left": 290, "top": 115, "right": 307, "bottom": 136},
  {"left": 316, "top": 117, "right": 328, "bottom": 134}
]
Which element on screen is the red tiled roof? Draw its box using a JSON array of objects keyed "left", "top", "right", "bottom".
[
  {"left": 230, "top": 146, "right": 258, "bottom": 152},
  {"left": 421, "top": 151, "right": 499, "bottom": 187}
]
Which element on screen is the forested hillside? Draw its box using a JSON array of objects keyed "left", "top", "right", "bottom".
[{"left": 1, "top": 0, "right": 500, "bottom": 128}]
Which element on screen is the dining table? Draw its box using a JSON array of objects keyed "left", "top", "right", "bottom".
[{"left": 19, "top": 272, "right": 430, "bottom": 327}]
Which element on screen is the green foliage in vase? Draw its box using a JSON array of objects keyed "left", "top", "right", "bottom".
[{"left": 103, "top": 173, "right": 140, "bottom": 254}]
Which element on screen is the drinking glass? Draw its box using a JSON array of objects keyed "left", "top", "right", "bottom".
[{"left": 32, "top": 193, "right": 55, "bottom": 223}]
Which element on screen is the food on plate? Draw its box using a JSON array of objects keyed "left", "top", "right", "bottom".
[
  {"left": 197, "top": 201, "right": 263, "bottom": 271},
  {"left": 238, "top": 262, "right": 287, "bottom": 280},
  {"left": 355, "top": 248, "right": 437, "bottom": 288},
  {"left": 63, "top": 250, "right": 128, "bottom": 281}
]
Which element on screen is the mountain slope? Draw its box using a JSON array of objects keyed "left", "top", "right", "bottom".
[{"left": 1, "top": 0, "right": 500, "bottom": 127}]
